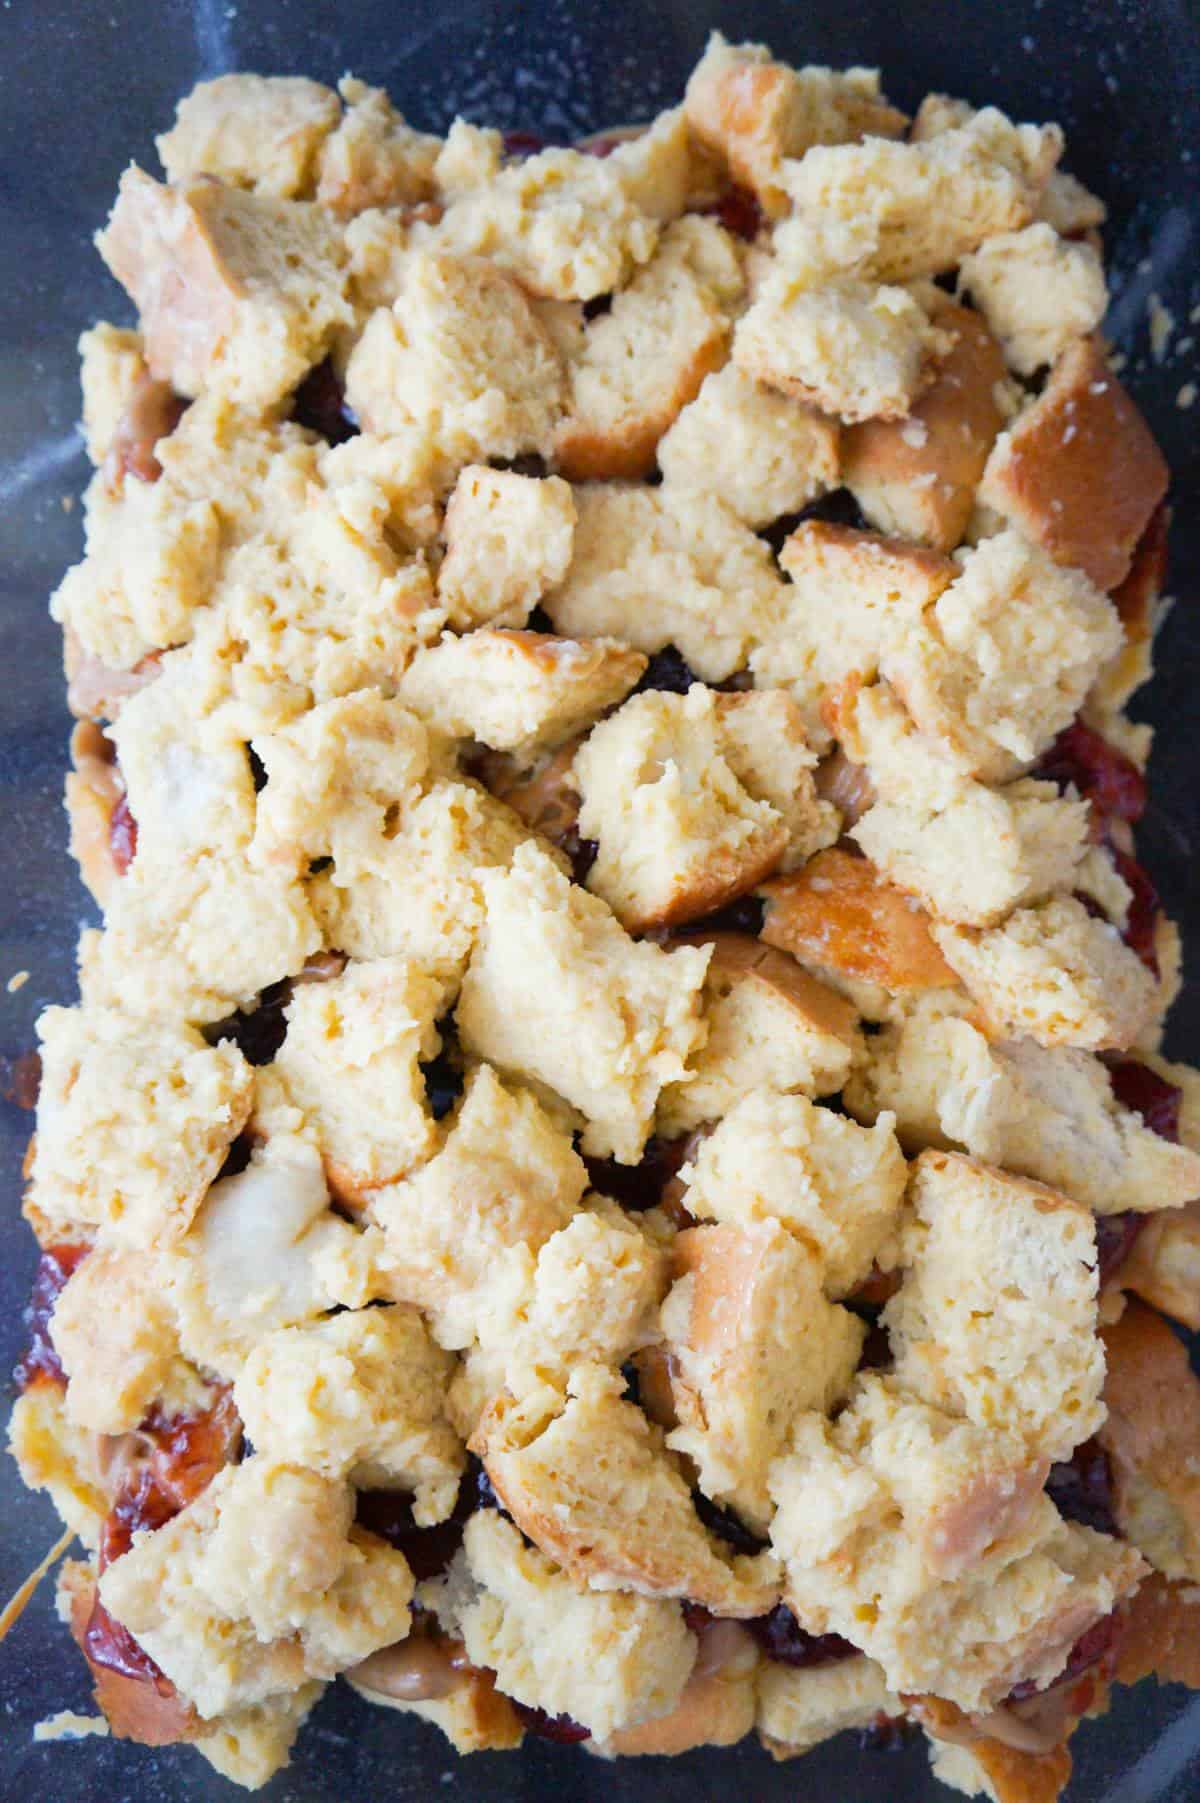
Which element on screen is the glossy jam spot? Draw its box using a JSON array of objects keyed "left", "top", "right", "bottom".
[
  {"left": 692, "top": 1490, "right": 769, "bottom": 1556},
  {"left": 291, "top": 358, "right": 359, "bottom": 445},
  {"left": 1107, "top": 1057, "right": 1182, "bottom": 1142},
  {"left": 512, "top": 1700, "right": 592, "bottom": 1743},
  {"left": 1045, "top": 1437, "right": 1118, "bottom": 1537},
  {"left": 1107, "top": 844, "right": 1161, "bottom": 975},
  {"left": 14, "top": 1243, "right": 91, "bottom": 1391},
  {"left": 1035, "top": 719, "right": 1146, "bottom": 829},
  {"left": 697, "top": 184, "right": 764, "bottom": 241},
  {"left": 633, "top": 645, "right": 701, "bottom": 696}
]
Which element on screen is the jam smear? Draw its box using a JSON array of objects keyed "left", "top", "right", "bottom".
[
  {"left": 14, "top": 1243, "right": 91, "bottom": 1391},
  {"left": 584, "top": 1135, "right": 690, "bottom": 1213},
  {"left": 1093, "top": 1211, "right": 1146, "bottom": 1286},
  {"left": 208, "top": 978, "right": 291, "bottom": 1066},
  {"left": 3, "top": 1047, "right": 42, "bottom": 1110},
  {"left": 502, "top": 129, "right": 546, "bottom": 159},
  {"left": 692, "top": 1490, "right": 769, "bottom": 1556},
  {"left": 356, "top": 1457, "right": 500, "bottom": 1581},
  {"left": 633, "top": 645, "right": 701, "bottom": 696},
  {"left": 697, "top": 183, "right": 764, "bottom": 242},
  {"left": 687, "top": 894, "right": 767, "bottom": 937},
  {"left": 1107, "top": 1057, "right": 1181, "bottom": 1142},
  {"left": 109, "top": 794, "right": 138, "bottom": 875},
  {"left": 291, "top": 358, "right": 359, "bottom": 445},
  {"left": 1035, "top": 720, "right": 1146, "bottom": 830},
  {"left": 1107, "top": 844, "right": 1161, "bottom": 975},
  {"left": 747, "top": 1604, "right": 858, "bottom": 1668},
  {"left": 512, "top": 1700, "right": 592, "bottom": 1743},
  {"left": 1045, "top": 1437, "right": 1118, "bottom": 1537}
]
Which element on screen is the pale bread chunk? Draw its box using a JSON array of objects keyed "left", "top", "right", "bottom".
[
  {"left": 777, "top": 109, "right": 1062, "bottom": 283},
  {"left": 662, "top": 1221, "right": 864, "bottom": 1529},
  {"left": 680, "top": 1088, "right": 906, "bottom": 1299},
  {"left": 716, "top": 688, "right": 841, "bottom": 864},
  {"left": 78, "top": 322, "right": 149, "bottom": 465},
  {"left": 683, "top": 32, "right": 905, "bottom": 215},
  {"left": 49, "top": 1248, "right": 182, "bottom": 1433},
  {"left": 599, "top": 1617, "right": 759, "bottom": 1756},
  {"left": 1123, "top": 1198, "right": 1200, "bottom": 1332},
  {"left": 28, "top": 1005, "right": 252, "bottom": 1248},
  {"left": 98, "top": 1457, "right": 414, "bottom": 1718},
  {"left": 933, "top": 895, "right": 1158, "bottom": 1052},
  {"left": 884, "top": 529, "right": 1122, "bottom": 782},
  {"left": 979, "top": 336, "right": 1169, "bottom": 592},
  {"left": 959, "top": 224, "right": 1107, "bottom": 375},
  {"left": 852, "top": 778, "right": 1089, "bottom": 928},
  {"left": 233, "top": 1306, "right": 462, "bottom": 1518},
  {"left": 310, "top": 780, "right": 537, "bottom": 985},
  {"left": 734, "top": 275, "right": 946, "bottom": 423},
  {"left": 602, "top": 107, "right": 697, "bottom": 223},
  {"left": 829, "top": 678, "right": 976, "bottom": 814},
  {"left": 313, "top": 425, "right": 444, "bottom": 553},
  {"left": 8, "top": 1386, "right": 112, "bottom": 1551},
  {"left": 273, "top": 957, "right": 445, "bottom": 1202},
  {"left": 79, "top": 847, "right": 321, "bottom": 1027},
  {"left": 450, "top": 1202, "right": 667, "bottom": 1435},
  {"left": 842, "top": 302, "right": 1008, "bottom": 552},
  {"left": 437, "top": 467, "right": 576, "bottom": 630},
  {"left": 884, "top": 1150, "right": 1104, "bottom": 1461},
  {"left": 544, "top": 480, "right": 783, "bottom": 682},
  {"left": 758, "top": 1655, "right": 902, "bottom": 1758},
  {"left": 759, "top": 848, "right": 962, "bottom": 1013},
  {"left": 657, "top": 361, "right": 839, "bottom": 527},
  {"left": 316, "top": 76, "right": 440, "bottom": 215},
  {"left": 657, "top": 934, "right": 861, "bottom": 1135},
  {"left": 156, "top": 74, "right": 341, "bottom": 197},
  {"left": 367, "top": 1063, "right": 587, "bottom": 1349},
  {"left": 457, "top": 842, "right": 711, "bottom": 1163},
  {"left": 1098, "top": 1300, "right": 1200, "bottom": 1581},
  {"left": 194, "top": 1688, "right": 324, "bottom": 1790},
  {"left": 1038, "top": 168, "right": 1108, "bottom": 235},
  {"left": 433, "top": 119, "right": 503, "bottom": 195},
  {"left": 1088, "top": 501, "right": 1168, "bottom": 721},
  {"left": 749, "top": 521, "right": 957, "bottom": 750},
  {"left": 471, "top": 1365, "right": 780, "bottom": 1615},
  {"left": 554, "top": 214, "right": 744, "bottom": 481},
  {"left": 437, "top": 1511, "right": 696, "bottom": 1741},
  {"left": 250, "top": 691, "right": 442, "bottom": 879},
  {"left": 344, "top": 251, "right": 565, "bottom": 465},
  {"left": 846, "top": 1014, "right": 1200, "bottom": 1215},
  {"left": 925, "top": 1735, "right": 1070, "bottom": 1803},
  {"left": 430, "top": 142, "right": 661, "bottom": 301},
  {"left": 769, "top": 1407, "right": 1142, "bottom": 1711},
  {"left": 98, "top": 167, "right": 350, "bottom": 407},
  {"left": 398, "top": 628, "right": 645, "bottom": 753}
]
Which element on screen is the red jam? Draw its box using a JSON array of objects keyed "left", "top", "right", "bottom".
[
  {"left": 1035, "top": 719, "right": 1146, "bottom": 831},
  {"left": 109, "top": 794, "right": 138, "bottom": 875},
  {"left": 14, "top": 1243, "right": 90, "bottom": 1391},
  {"left": 1107, "top": 1058, "right": 1182, "bottom": 1142}
]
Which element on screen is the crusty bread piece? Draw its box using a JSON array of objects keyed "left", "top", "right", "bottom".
[
  {"left": 1114, "top": 1571, "right": 1200, "bottom": 1691},
  {"left": 758, "top": 1655, "right": 902, "bottom": 1759},
  {"left": 98, "top": 167, "right": 350, "bottom": 408},
  {"left": 600, "top": 1616, "right": 758, "bottom": 1756},
  {"left": 663, "top": 1220, "right": 864, "bottom": 1527},
  {"left": 49, "top": 1247, "right": 185, "bottom": 1433},
  {"left": 544, "top": 480, "right": 782, "bottom": 682},
  {"left": 437, "top": 467, "right": 576, "bottom": 630},
  {"left": 657, "top": 360, "right": 840, "bottom": 527},
  {"left": 884, "top": 1150, "right": 1104, "bottom": 1461},
  {"left": 457, "top": 842, "right": 711, "bottom": 1162},
  {"left": 157, "top": 74, "right": 342, "bottom": 198},
  {"left": 1088, "top": 501, "right": 1168, "bottom": 722},
  {"left": 399, "top": 628, "right": 645, "bottom": 753},
  {"left": 554, "top": 215, "right": 744, "bottom": 480},
  {"left": 471, "top": 1364, "right": 780, "bottom": 1615},
  {"left": 77, "top": 322, "right": 149, "bottom": 465},
  {"left": 1098, "top": 1300, "right": 1200, "bottom": 1580},
  {"left": 959, "top": 223, "right": 1106, "bottom": 376},
  {"left": 680, "top": 1086, "right": 907, "bottom": 1298},
  {"left": 845, "top": 1013, "right": 1200, "bottom": 1214},
  {"left": 1122, "top": 1200, "right": 1200, "bottom": 1330},
  {"left": 842, "top": 303, "right": 1008, "bottom": 551},
  {"left": 316, "top": 76, "right": 440, "bottom": 215},
  {"left": 980, "top": 335, "right": 1169, "bottom": 592},
  {"left": 925, "top": 1724, "right": 1073, "bottom": 1803},
  {"left": 657, "top": 933, "right": 861, "bottom": 1135},
  {"left": 683, "top": 32, "right": 906, "bottom": 216},
  {"left": 933, "top": 895, "right": 1158, "bottom": 1052}
]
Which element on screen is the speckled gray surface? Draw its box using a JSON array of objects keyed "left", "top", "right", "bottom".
[{"left": 1, "top": 2, "right": 1199, "bottom": 1798}]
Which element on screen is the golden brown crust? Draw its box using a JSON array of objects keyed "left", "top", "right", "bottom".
[
  {"left": 1098, "top": 1299, "right": 1200, "bottom": 1576},
  {"left": 759, "top": 847, "right": 960, "bottom": 992},
  {"left": 63, "top": 1563, "right": 203, "bottom": 1748},
  {"left": 1114, "top": 1572, "right": 1200, "bottom": 1690}
]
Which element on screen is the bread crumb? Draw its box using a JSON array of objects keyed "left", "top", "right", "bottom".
[
  {"left": 7, "top": 970, "right": 29, "bottom": 993},
  {"left": 61, "top": 495, "right": 74, "bottom": 513},
  {"left": 1178, "top": 382, "right": 1196, "bottom": 411},
  {"left": 34, "top": 1710, "right": 110, "bottom": 1741},
  {"left": 1148, "top": 293, "right": 1175, "bottom": 364}
]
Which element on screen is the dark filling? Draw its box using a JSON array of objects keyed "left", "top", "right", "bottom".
[
  {"left": 511, "top": 1701, "right": 592, "bottom": 1743},
  {"left": 1107, "top": 844, "right": 1162, "bottom": 975},
  {"left": 1045, "top": 1437, "right": 1118, "bottom": 1537},
  {"left": 584, "top": 1134, "right": 690, "bottom": 1209},
  {"left": 747, "top": 1603, "right": 858, "bottom": 1668},
  {"left": 14, "top": 1243, "right": 91, "bottom": 1391},
  {"left": 1006, "top": 1609, "right": 1123, "bottom": 1704},
  {"left": 1093, "top": 1212, "right": 1146, "bottom": 1286},
  {"left": 560, "top": 827, "right": 599, "bottom": 886},
  {"left": 207, "top": 979, "right": 291, "bottom": 1066},
  {"left": 290, "top": 359, "right": 359, "bottom": 445},
  {"left": 758, "top": 488, "right": 869, "bottom": 557},
  {"left": 686, "top": 895, "right": 767, "bottom": 937},
  {"left": 692, "top": 1490, "right": 769, "bottom": 1556},
  {"left": 356, "top": 1456, "right": 501, "bottom": 1581},
  {"left": 1035, "top": 719, "right": 1146, "bottom": 827},
  {"left": 420, "top": 1015, "right": 465, "bottom": 1121},
  {"left": 1106, "top": 1057, "right": 1181, "bottom": 1141},
  {"left": 696, "top": 183, "right": 764, "bottom": 242},
  {"left": 632, "top": 645, "right": 701, "bottom": 696}
]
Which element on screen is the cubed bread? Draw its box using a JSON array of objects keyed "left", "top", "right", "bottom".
[
  {"left": 922, "top": 1715, "right": 1073, "bottom": 1803},
  {"left": 554, "top": 214, "right": 744, "bottom": 481},
  {"left": 193, "top": 1689, "right": 324, "bottom": 1790},
  {"left": 758, "top": 1655, "right": 902, "bottom": 1758},
  {"left": 316, "top": 77, "right": 440, "bottom": 215},
  {"left": 398, "top": 629, "right": 645, "bottom": 753},
  {"left": 367, "top": 1063, "right": 587, "bottom": 1349},
  {"left": 1114, "top": 1572, "right": 1200, "bottom": 1691},
  {"left": 156, "top": 74, "right": 342, "bottom": 198},
  {"left": 715, "top": 688, "right": 841, "bottom": 863},
  {"left": 852, "top": 778, "right": 1089, "bottom": 927},
  {"left": 884, "top": 529, "right": 1122, "bottom": 782},
  {"left": 344, "top": 251, "right": 565, "bottom": 464},
  {"left": 1098, "top": 1300, "right": 1200, "bottom": 1580},
  {"left": 657, "top": 934, "right": 861, "bottom": 1135},
  {"left": 680, "top": 1087, "right": 906, "bottom": 1297},
  {"left": 932, "top": 895, "right": 1158, "bottom": 1052},
  {"left": 438, "top": 1511, "right": 696, "bottom": 1741},
  {"left": 49, "top": 1248, "right": 182, "bottom": 1433},
  {"left": 543, "top": 481, "right": 783, "bottom": 682},
  {"left": 28, "top": 1005, "right": 252, "bottom": 1248},
  {"left": 884, "top": 1150, "right": 1104, "bottom": 1461},
  {"left": 759, "top": 848, "right": 961, "bottom": 1005},
  {"left": 1122, "top": 1201, "right": 1200, "bottom": 1331},
  {"left": 78, "top": 322, "right": 149, "bottom": 466},
  {"left": 456, "top": 841, "right": 711, "bottom": 1162},
  {"left": 979, "top": 336, "right": 1169, "bottom": 592},
  {"left": 684, "top": 32, "right": 905, "bottom": 215},
  {"left": 98, "top": 167, "right": 350, "bottom": 407},
  {"left": 657, "top": 361, "right": 840, "bottom": 527},
  {"left": 599, "top": 1615, "right": 759, "bottom": 1756},
  {"left": 663, "top": 1221, "right": 864, "bottom": 1528},
  {"left": 437, "top": 467, "right": 576, "bottom": 630},
  {"left": 233, "top": 1306, "right": 462, "bottom": 1518},
  {"left": 828, "top": 678, "right": 976, "bottom": 814},
  {"left": 749, "top": 521, "right": 957, "bottom": 749},
  {"left": 97, "top": 1456, "right": 414, "bottom": 1717},
  {"left": 471, "top": 1364, "right": 780, "bottom": 1615},
  {"left": 841, "top": 303, "right": 1008, "bottom": 551},
  {"left": 959, "top": 223, "right": 1107, "bottom": 375},
  {"left": 1089, "top": 500, "right": 1168, "bottom": 721},
  {"left": 734, "top": 276, "right": 946, "bottom": 423}
]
